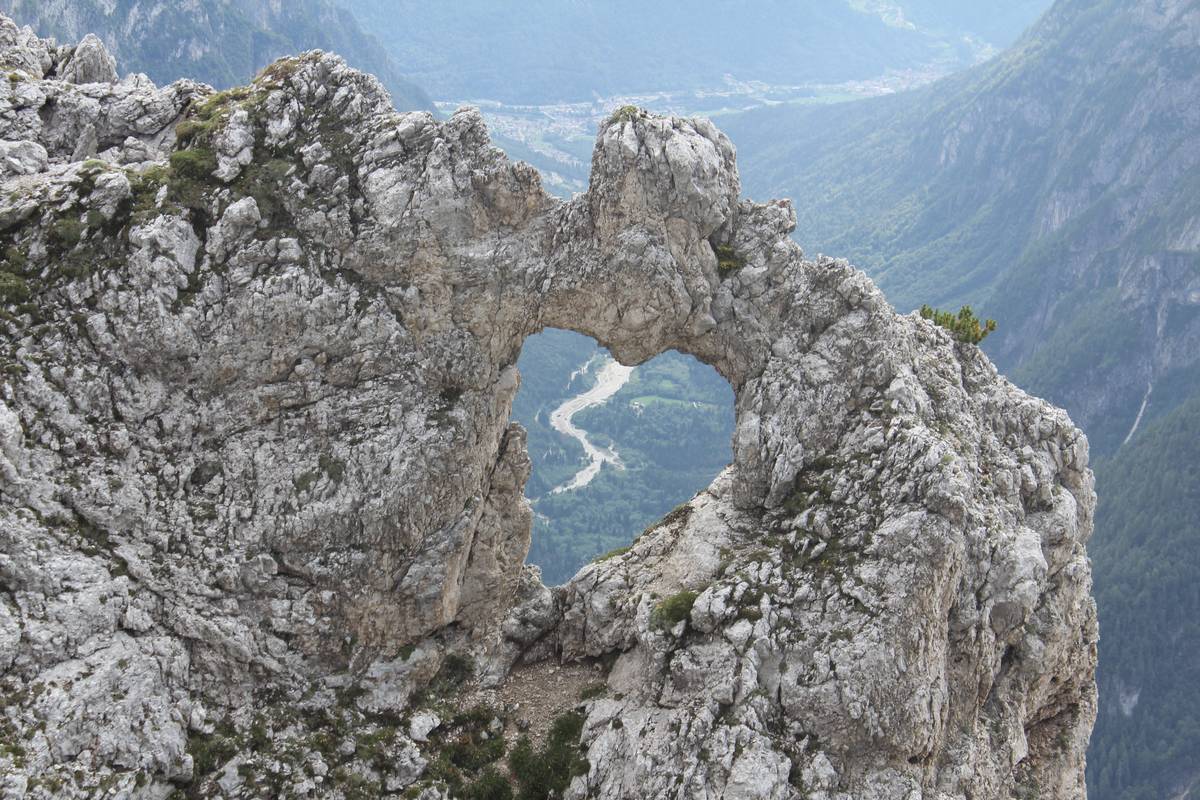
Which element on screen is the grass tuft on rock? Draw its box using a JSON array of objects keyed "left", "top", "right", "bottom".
[
  {"left": 651, "top": 590, "right": 698, "bottom": 630},
  {"left": 592, "top": 544, "right": 630, "bottom": 563},
  {"left": 0, "top": 271, "right": 30, "bottom": 305},
  {"left": 169, "top": 148, "right": 218, "bottom": 183}
]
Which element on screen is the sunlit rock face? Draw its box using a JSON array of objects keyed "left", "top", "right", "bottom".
[{"left": 0, "top": 15, "right": 1096, "bottom": 799}]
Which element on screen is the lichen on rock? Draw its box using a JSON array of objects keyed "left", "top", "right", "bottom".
[{"left": 0, "top": 14, "right": 1096, "bottom": 800}]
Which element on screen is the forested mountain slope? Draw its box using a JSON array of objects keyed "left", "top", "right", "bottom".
[
  {"left": 726, "top": 0, "right": 1200, "bottom": 456},
  {"left": 724, "top": 1, "right": 1200, "bottom": 797},
  {"left": 0, "top": 0, "right": 432, "bottom": 111},
  {"left": 1088, "top": 397, "right": 1200, "bottom": 799}
]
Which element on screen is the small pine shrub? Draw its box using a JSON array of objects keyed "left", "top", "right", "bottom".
[
  {"left": 578, "top": 683, "right": 606, "bottom": 701},
  {"left": 919, "top": 304, "right": 997, "bottom": 345},
  {"left": 447, "top": 731, "right": 506, "bottom": 772},
  {"left": 608, "top": 105, "right": 641, "bottom": 125},
  {"left": 436, "top": 653, "right": 475, "bottom": 689},
  {"left": 187, "top": 729, "right": 238, "bottom": 777},
  {"left": 48, "top": 217, "right": 84, "bottom": 251}
]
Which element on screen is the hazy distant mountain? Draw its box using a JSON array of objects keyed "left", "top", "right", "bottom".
[
  {"left": 342, "top": 0, "right": 1051, "bottom": 104},
  {"left": 723, "top": 0, "right": 1200, "bottom": 796},
  {"left": 0, "top": 0, "right": 433, "bottom": 111},
  {"left": 727, "top": 0, "right": 1200, "bottom": 459},
  {"left": 888, "top": 0, "right": 1056, "bottom": 45}
]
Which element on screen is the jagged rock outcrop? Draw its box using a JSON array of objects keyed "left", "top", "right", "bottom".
[
  {"left": 3, "top": 0, "right": 435, "bottom": 114},
  {"left": 0, "top": 16, "right": 1097, "bottom": 800}
]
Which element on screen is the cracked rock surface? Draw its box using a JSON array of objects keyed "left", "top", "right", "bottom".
[{"left": 0, "top": 15, "right": 1096, "bottom": 800}]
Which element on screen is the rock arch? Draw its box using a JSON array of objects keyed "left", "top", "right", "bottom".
[
  {"left": 346, "top": 104, "right": 909, "bottom": 653},
  {"left": 0, "top": 30, "right": 1097, "bottom": 798}
]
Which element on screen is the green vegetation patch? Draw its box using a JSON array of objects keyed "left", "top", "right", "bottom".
[
  {"left": 919, "top": 304, "right": 996, "bottom": 344},
  {"left": 187, "top": 726, "right": 239, "bottom": 778},
  {"left": 650, "top": 590, "right": 698, "bottom": 630},
  {"left": 415, "top": 706, "right": 589, "bottom": 800},
  {"left": 713, "top": 243, "right": 745, "bottom": 273},
  {"left": 168, "top": 148, "right": 218, "bottom": 183},
  {"left": 0, "top": 271, "right": 30, "bottom": 305},
  {"left": 608, "top": 105, "right": 642, "bottom": 125},
  {"left": 591, "top": 545, "right": 630, "bottom": 564},
  {"left": 463, "top": 768, "right": 514, "bottom": 800},
  {"left": 419, "top": 705, "right": 509, "bottom": 798},
  {"left": 177, "top": 85, "right": 257, "bottom": 146},
  {"left": 508, "top": 710, "right": 589, "bottom": 800}
]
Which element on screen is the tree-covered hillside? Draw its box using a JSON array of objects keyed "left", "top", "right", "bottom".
[
  {"left": 1, "top": 0, "right": 432, "bottom": 111},
  {"left": 725, "top": 0, "right": 1200, "bottom": 457},
  {"left": 721, "top": 0, "right": 1200, "bottom": 796},
  {"left": 1088, "top": 397, "right": 1200, "bottom": 800}
]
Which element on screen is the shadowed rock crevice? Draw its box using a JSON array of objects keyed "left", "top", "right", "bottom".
[{"left": 0, "top": 16, "right": 1096, "bottom": 800}]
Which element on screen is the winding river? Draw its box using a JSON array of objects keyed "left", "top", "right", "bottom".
[{"left": 547, "top": 358, "right": 635, "bottom": 494}]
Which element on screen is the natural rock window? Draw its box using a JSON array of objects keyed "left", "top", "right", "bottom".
[
  {"left": 511, "top": 329, "right": 734, "bottom": 584},
  {"left": 0, "top": 24, "right": 1097, "bottom": 799}
]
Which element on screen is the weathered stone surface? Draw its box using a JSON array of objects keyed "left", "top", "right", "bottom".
[
  {"left": 0, "top": 15, "right": 1096, "bottom": 800},
  {"left": 0, "top": 138, "right": 46, "bottom": 176},
  {"left": 57, "top": 33, "right": 118, "bottom": 85}
]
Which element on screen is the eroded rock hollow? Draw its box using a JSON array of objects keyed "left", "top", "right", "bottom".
[{"left": 0, "top": 17, "right": 1097, "bottom": 800}]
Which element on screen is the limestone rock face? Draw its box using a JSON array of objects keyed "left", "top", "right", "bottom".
[
  {"left": 57, "top": 34, "right": 119, "bottom": 85},
  {"left": 0, "top": 15, "right": 1097, "bottom": 800}
]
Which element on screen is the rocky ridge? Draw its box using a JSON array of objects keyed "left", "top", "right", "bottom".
[
  {"left": 2, "top": 0, "right": 435, "bottom": 114},
  {"left": 0, "top": 16, "right": 1097, "bottom": 800}
]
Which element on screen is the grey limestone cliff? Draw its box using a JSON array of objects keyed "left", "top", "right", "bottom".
[{"left": 0, "top": 16, "right": 1096, "bottom": 800}]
